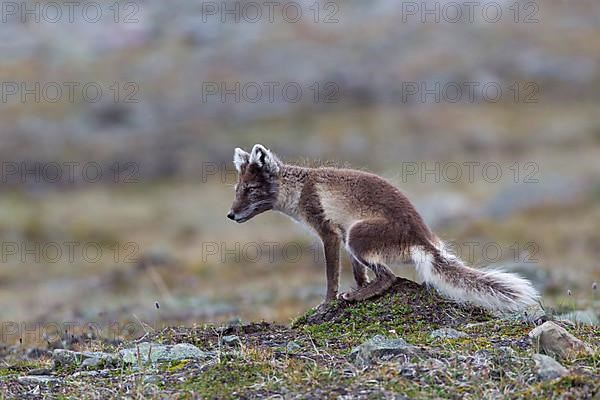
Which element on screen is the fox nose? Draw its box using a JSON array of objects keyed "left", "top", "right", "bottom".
[{"left": 227, "top": 211, "right": 235, "bottom": 220}]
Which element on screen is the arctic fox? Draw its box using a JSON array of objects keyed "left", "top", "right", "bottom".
[{"left": 227, "top": 144, "right": 539, "bottom": 313}]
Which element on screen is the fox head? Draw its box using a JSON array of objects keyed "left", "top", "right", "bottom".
[{"left": 227, "top": 144, "right": 280, "bottom": 223}]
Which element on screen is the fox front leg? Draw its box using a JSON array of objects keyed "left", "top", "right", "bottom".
[{"left": 321, "top": 233, "right": 341, "bottom": 301}]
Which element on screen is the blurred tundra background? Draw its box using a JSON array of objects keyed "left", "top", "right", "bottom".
[{"left": 1, "top": 0, "right": 599, "bottom": 344}]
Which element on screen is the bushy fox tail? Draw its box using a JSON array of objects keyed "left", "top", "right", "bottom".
[{"left": 411, "top": 243, "right": 539, "bottom": 313}]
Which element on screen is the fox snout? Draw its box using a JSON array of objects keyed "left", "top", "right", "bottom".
[
  {"left": 227, "top": 209, "right": 243, "bottom": 223},
  {"left": 226, "top": 209, "right": 251, "bottom": 223}
]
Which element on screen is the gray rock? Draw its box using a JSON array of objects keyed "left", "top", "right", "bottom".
[
  {"left": 28, "top": 368, "right": 53, "bottom": 376},
  {"left": 120, "top": 342, "right": 211, "bottom": 365},
  {"left": 52, "top": 349, "right": 80, "bottom": 367},
  {"left": 221, "top": 335, "right": 241, "bottom": 347},
  {"left": 52, "top": 349, "right": 121, "bottom": 370},
  {"left": 429, "top": 328, "right": 468, "bottom": 339},
  {"left": 17, "top": 375, "right": 59, "bottom": 385},
  {"left": 349, "top": 335, "right": 416, "bottom": 366},
  {"left": 529, "top": 321, "right": 594, "bottom": 360},
  {"left": 533, "top": 354, "right": 568, "bottom": 380},
  {"left": 80, "top": 357, "right": 103, "bottom": 370},
  {"left": 72, "top": 370, "right": 97, "bottom": 378},
  {"left": 71, "top": 369, "right": 111, "bottom": 378}
]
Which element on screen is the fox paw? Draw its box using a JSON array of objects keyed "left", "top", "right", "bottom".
[{"left": 337, "top": 292, "right": 356, "bottom": 302}]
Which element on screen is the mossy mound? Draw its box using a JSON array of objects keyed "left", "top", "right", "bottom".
[{"left": 293, "top": 277, "right": 492, "bottom": 348}]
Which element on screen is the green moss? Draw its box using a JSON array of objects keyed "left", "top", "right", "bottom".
[
  {"left": 0, "top": 369, "right": 15, "bottom": 377},
  {"left": 298, "top": 291, "right": 446, "bottom": 347},
  {"left": 0, "top": 360, "right": 48, "bottom": 376},
  {"left": 177, "top": 355, "right": 276, "bottom": 398},
  {"left": 160, "top": 359, "right": 190, "bottom": 373}
]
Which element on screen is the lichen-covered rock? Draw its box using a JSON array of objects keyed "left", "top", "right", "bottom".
[
  {"left": 71, "top": 370, "right": 110, "bottom": 378},
  {"left": 52, "top": 349, "right": 121, "bottom": 370},
  {"left": 528, "top": 321, "right": 593, "bottom": 360},
  {"left": 80, "top": 357, "right": 104, "bottom": 370},
  {"left": 533, "top": 354, "right": 568, "bottom": 380},
  {"left": 17, "top": 375, "right": 60, "bottom": 385},
  {"left": 52, "top": 349, "right": 80, "bottom": 367},
  {"left": 429, "top": 327, "right": 468, "bottom": 339},
  {"left": 119, "top": 342, "right": 212, "bottom": 365},
  {"left": 349, "top": 335, "right": 417, "bottom": 367}
]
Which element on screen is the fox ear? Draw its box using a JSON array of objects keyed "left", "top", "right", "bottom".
[
  {"left": 250, "top": 144, "right": 280, "bottom": 174},
  {"left": 233, "top": 148, "right": 250, "bottom": 172}
]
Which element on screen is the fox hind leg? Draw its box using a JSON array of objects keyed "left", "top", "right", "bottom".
[
  {"left": 341, "top": 261, "right": 395, "bottom": 302},
  {"left": 352, "top": 257, "right": 370, "bottom": 288},
  {"left": 340, "top": 219, "right": 398, "bottom": 302}
]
